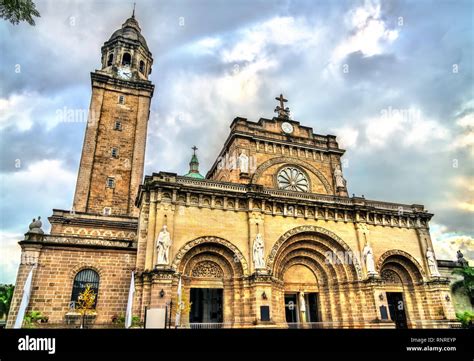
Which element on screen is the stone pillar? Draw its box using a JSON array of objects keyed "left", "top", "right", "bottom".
[
  {"left": 6, "top": 241, "right": 42, "bottom": 328},
  {"left": 145, "top": 191, "right": 157, "bottom": 271},
  {"left": 415, "top": 226, "right": 433, "bottom": 280},
  {"left": 251, "top": 274, "right": 274, "bottom": 327}
]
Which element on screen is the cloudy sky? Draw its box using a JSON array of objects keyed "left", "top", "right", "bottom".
[{"left": 0, "top": 0, "right": 473, "bottom": 284}]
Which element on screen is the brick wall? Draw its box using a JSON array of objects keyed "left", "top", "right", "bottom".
[{"left": 7, "top": 245, "right": 136, "bottom": 327}]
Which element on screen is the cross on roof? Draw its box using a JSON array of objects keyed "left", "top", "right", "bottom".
[
  {"left": 275, "top": 94, "right": 288, "bottom": 109},
  {"left": 192, "top": 145, "right": 198, "bottom": 155},
  {"left": 274, "top": 94, "right": 290, "bottom": 119}
]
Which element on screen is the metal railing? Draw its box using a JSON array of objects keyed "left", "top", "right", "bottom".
[
  {"left": 189, "top": 322, "right": 232, "bottom": 329},
  {"left": 15, "top": 319, "right": 461, "bottom": 329}
]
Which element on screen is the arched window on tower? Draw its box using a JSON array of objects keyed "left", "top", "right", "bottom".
[
  {"left": 70, "top": 269, "right": 100, "bottom": 309},
  {"left": 139, "top": 60, "right": 145, "bottom": 74},
  {"left": 107, "top": 53, "right": 114, "bottom": 66},
  {"left": 122, "top": 52, "right": 131, "bottom": 66}
]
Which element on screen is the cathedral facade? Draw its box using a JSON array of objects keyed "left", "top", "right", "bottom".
[{"left": 7, "top": 14, "right": 457, "bottom": 329}]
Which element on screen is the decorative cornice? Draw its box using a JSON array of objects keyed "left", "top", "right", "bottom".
[
  {"left": 49, "top": 209, "right": 138, "bottom": 230},
  {"left": 136, "top": 173, "right": 433, "bottom": 227},
  {"left": 20, "top": 234, "right": 136, "bottom": 250},
  {"left": 91, "top": 71, "right": 154, "bottom": 94}
]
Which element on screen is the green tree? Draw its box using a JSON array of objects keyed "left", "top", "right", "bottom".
[
  {"left": 455, "top": 311, "right": 474, "bottom": 328},
  {"left": 0, "top": 284, "right": 14, "bottom": 320},
  {"left": 451, "top": 266, "right": 474, "bottom": 305},
  {"left": 0, "top": 0, "right": 40, "bottom": 25}
]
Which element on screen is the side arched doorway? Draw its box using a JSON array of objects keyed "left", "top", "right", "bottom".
[
  {"left": 172, "top": 237, "right": 247, "bottom": 327},
  {"left": 379, "top": 251, "right": 425, "bottom": 329}
]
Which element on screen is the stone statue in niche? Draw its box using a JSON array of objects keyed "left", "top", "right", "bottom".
[
  {"left": 156, "top": 225, "right": 172, "bottom": 265},
  {"left": 426, "top": 247, "right": 441, "bottom": 277},
  {"left": 333, "top": 165, "right": 346, "bottom": 189},
  {"left": 238, "top": 150, "right": 249, "bottom": 174},
  {"left": 299, "top": 292, "right": 306, "bottom": 317},
  {"left": 253, "top": 233, "right": 266, "bottom": 269},
  {"left": 363, "top": 241, "right": 378, "bottom": 276}
]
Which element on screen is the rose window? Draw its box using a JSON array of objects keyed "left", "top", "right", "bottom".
[{"left": 277, "top": 167, "right": 309, "bottom": 192}]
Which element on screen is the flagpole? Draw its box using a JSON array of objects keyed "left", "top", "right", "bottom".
[
  {"left": 13, "top": 265, "right": 35, "bottom": 329},
  {"left": 125, "top": 271, "right": 135, "bottom": 328},
  {"left": 175, "top": 275, "right": 182, "bottom": 328}
]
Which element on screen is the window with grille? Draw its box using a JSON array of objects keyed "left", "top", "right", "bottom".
[
  {"left": 111, "top": 147, "right": 119, "bottom": 158},
  {"left": 118, "top": 95, "right": 125, "bottom": 104},
  {"left": 114, "top": 120, "right": 122, "bottom": 131},
  {"left": 106, "top": 177, "right": 115, "bottom": 188},
  {"left": 70, "top": 269, "right": 100, "bottom": 309}
]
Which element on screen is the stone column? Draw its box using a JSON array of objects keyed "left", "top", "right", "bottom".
[
  {"left": 415, "top": 226, "right": 433, "bottom": 280},
  {"left": 6, "top": 241, "right": 42, "bottom": 328},
  {"left": 144, "top": 190, "right": 157, "bottom": 271}
]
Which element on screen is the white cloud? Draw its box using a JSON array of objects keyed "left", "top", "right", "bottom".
[
  {"left": 0, "top": 93, "right": 36, "bottom": 131},
  {"left": 363, "top": 107, "right": 449, "bottom": 149},
  {"left": 334, "top": 126, "right": 359, "bottom": 149},
  {"left": 332, "top": 0, "right": 398, "bottom": 62},
  {"left": 186, "top": 36, "right": 223, "bottom": 55},
  {"left": 0, "top": 92, "right": 75, "bottom": 131},
  {"left": 0, "top": 159, "right": 76, "bottom": 283},
  {"left": 323, "top": 0, "right": 399, "bottom": 81},
  {"left": 431, "top": 223, "right": 474, "bottom": 264},
  {"left": 0, "top": 231, "right": 22, "bottom": 284},
  {"left": 450, "top": 111, "right": 474, "bottom": 155},
  {"left": 221, "top": 16, "right": 319, "bottom": 63}
]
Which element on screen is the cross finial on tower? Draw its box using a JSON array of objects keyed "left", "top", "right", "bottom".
[
  {"left": 192, "top": 145, "right": 198, "bottom": 155},
  {"left": 274, "top": 94, "right": 290, "bottom": 119}
]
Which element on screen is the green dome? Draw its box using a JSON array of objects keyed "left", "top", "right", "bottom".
[
  {"left": 184, "top": 171, "right": 204, "bottom": 179},
  {"left": 183, "top": 146, "right": 204, "bottom": 179}
]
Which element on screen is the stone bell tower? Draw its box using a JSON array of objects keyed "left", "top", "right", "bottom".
[{"left": 72, "top": 11, "right": 154, "bottom": 217}]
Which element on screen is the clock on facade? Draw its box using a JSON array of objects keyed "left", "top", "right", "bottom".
[
  {"left": 281, "top": 122, "right": 293, "bottom": 134},
  {"left": 117, "top": 66, "right": 133, "bottom": 80}
]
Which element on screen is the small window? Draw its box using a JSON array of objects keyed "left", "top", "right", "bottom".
[
  {"left": 122, "top": 52, "right": 131, "bottom": 66},
  {"left": 139, "top": 60, "right": 145, "bottom": 74},
  {"left": 107, "top": 53, "right": 113, "bottom": 66},
  {"left": 103, "top": 207, "right": 112, "bottom": 216},
  {"left": 118, "top": 95, "right": 125, "bottom": 104},
  {"left": 70, "top": 269, "right": 100, "bottom": 309},
  {"left": 106, "top": 177, "right": 115, "bottom": 188},
  {"left": 114, "top": 120, "right": 122, "bottom": 131},
  {"left": 111, "top": 147, "right": 119, "bottom": 158}
]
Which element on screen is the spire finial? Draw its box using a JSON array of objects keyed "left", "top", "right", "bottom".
[
  {"left": 184, "top": 146, "right": 204, "bottom": 179},
  {"left": 132, "top": 2, "right": 136, "bottom": 18}
]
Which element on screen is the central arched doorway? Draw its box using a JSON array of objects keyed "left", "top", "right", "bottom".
[
  {"left": 283, "top": 264, "right": 320, "bottom": 324},
  {"left": 269, "top": 226, "right": 362, "bottom": 328}
]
